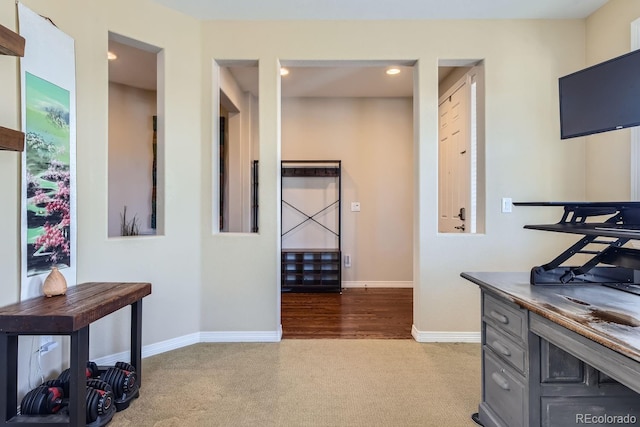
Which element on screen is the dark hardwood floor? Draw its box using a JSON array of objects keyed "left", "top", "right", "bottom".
[{"left": 281, "top": 287, "right": 413, "bottom": 339}]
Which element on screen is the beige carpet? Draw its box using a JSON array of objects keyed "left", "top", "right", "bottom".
[{"left": 109, "top": 340, "right": 481, "bottom": 427}]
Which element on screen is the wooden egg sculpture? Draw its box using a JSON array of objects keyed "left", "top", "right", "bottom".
[{"left": 43, "top": 267, "right": 67, "bottom": 297}]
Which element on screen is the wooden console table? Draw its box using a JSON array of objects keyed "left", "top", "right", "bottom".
[{"left": 0, "top": 282, "right": 151, "bottom": 426}]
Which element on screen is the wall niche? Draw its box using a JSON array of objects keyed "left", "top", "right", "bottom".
[{"left": 107, "top": 32, "right": 163, "bottom": 237}]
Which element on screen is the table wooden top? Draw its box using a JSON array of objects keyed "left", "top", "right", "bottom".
[
  {"left": 461, "top": 271, "right": 640, "bottom": 363},
  {"left": 0, "top": 282, "right": 151, "bottom": 334}
]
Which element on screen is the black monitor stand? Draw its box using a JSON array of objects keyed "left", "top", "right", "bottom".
[{"left": 514, "top": 202, "right": 640, "bottom": 295}]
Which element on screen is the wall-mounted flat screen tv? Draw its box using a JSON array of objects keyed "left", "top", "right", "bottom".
[{"left": 559, "top": 49, "right": 640, "bottom": 139}]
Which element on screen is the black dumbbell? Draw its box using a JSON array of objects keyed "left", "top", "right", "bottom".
[
  {"left": 85, "top": 379, "right": 114, "bottom": 424},
  {"left": 57, "top": 361, "right": 101, "bottom": 396},
  {"left": 100, "top": 364, "right": 137, "bottom": 399},
  {"left": 20, "top": 384, "right": 64, "bottom": 415}
]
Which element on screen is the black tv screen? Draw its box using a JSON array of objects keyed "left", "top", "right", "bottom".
[{"left": 559, "top": 49, "right": 640, "bottom": 139}]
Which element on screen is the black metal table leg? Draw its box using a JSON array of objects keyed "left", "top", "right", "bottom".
[
  {"left": 0, "top": 334, "right": 18, "bottom": 425},
  {"left": 69, "top": 327, "right": 89, "bottom": 426},
  {"left": 131, "top": 300, "right": 142, "bottom": 387}
]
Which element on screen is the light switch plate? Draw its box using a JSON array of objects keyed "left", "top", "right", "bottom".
[
  {"left": 344, "top": 254, "right": 351, "bottom": 267},
  {"left": 351, "top": 202, "right": 361, "bottom": 212},
  {"left": 501, "top": 197, "right": 512, "bottom": 213}
]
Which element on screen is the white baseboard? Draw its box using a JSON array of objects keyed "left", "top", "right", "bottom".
[
  {"left": 92, "top": 330, "right": 282, "bottom": 366},
  {"left": 411, "top": 325, "right": 481, "bottom": 343},
  {"left": 93, "top": 326, "right": 477, "bottom": 365},
  {"left": 200, "top": 329, "right": 282, "bottom": 343},
  {"left": 92, "top": 332, "right": 201, "bottom": 366},
  {"left": 342, "top": 281, "right": 413, "bottom": 288}
]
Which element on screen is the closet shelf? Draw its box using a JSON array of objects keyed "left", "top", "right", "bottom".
[{"left": 282, "top": 166, "right": 340, "bottom": 177}]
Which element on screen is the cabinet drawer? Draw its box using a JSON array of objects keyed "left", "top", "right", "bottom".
[
  {"left": 485, "top": 324, "right": 526, "bottom": 373},
  {"left": 484, "top": 351, "right": 525, "bottom": 427},
  {"left": 483, "top": 293, "right": 526, "bottom": 341},
  {"left": 541, "top": 396, "right": 640, "bottom": 427}
]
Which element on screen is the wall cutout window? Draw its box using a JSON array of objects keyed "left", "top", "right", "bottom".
[
  {"left": 438, "top": 60, "right": 485, "bottom": 234},
  {"left": 108, "top": 32, "right": 163, "bottom": 237},
  {"left": 214, "top": 60, "right": 259, "bottom": 233}
]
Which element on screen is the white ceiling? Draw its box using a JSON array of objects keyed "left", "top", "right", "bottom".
[
  {"left": 108, "top": 39, "right": 158, "bottom": 91},
  {"left": 110, "top": 0, "right": 609, "bottom": 97},
  {"left": 151, "top": 0, "right": 608, "bottom": 20},
  {"left": 229, "top": 63, "right": 420, "bottom": 98},
  {"left": 226, "top": 62, "right": 479, "bottom": 98},
  {"left": 281, "top": 64, "right": 414, "bottom": 98}
]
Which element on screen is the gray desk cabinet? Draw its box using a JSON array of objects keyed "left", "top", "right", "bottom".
[
  {"left": 481, "top": 293, "right": 529, "bottom": 427},
  {"left": 466, "top": 272, "right": 640, "bottom": 427}
]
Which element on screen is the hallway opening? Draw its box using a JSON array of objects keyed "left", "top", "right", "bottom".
[{"left": 279, "top": 61, "right": 415, "bottom": 338}]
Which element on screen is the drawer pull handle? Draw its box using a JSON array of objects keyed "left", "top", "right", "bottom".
[
  {"left": 491, "top": 341, "right": 511, "bottom": 357},
  {"left": 489, "top": 310, "right": 509, "bottom": 324},
  {"left": 491, "top": 372, "right": 510, "bottom": 391}
]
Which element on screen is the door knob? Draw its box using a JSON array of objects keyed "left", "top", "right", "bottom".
[{"left": 457, "top": 207, "right": 466, "bottom": 221}]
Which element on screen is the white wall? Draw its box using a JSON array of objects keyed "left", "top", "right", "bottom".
[
  {"left": 0, "top": 0, "right": 26, "bottom": 394},
  {"left": 200, "top": 19, "right": 588, "bottom": 336},
  {"left": 439, "top": 67, "right": 471, "bottom": 98},
  {"left": 0, "top": 11, "right": 22, "bottom": 310},
  {"left": 585, "top": 0, "right": 640, "bottom": 200},
  {"left": 108, "top": 82, "right": 157, "bottom": 236},
  {"left": 3, "top": 0, "right": 634, "bottom": 399},
  {"left": 282, "top": 97, "right": 414, "bottom": 285},
  {"left": 0, "top": 0, "right": 203, "bottom": 396}
]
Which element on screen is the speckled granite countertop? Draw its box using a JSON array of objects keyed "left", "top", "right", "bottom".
[{"left": 461, "top": 271, "right": 640, "bottom": 363}]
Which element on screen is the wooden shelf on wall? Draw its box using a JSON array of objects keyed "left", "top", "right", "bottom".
[
  {"left": 0, "top": 23, "right": 26, "bottom": 151},
  {"left": 0, "top": 127, "right": 25, "bottom": 151},
  {"left": 0, "top": 23, "right": 25, "bottom": 57}
]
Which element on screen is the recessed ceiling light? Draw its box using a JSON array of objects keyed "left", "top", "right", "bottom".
[
  {"left": 280, "top": 67, "right": 290, "bottom": 76},
  {"left": 107, "top": 51, "right": 117, "bottom": 61},
  {"left": 386, "top": 67, "right": 401, "bottom": 75}
]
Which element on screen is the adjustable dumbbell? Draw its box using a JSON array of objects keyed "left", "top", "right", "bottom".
[
  {"left": 20, "top": 383, "right": 64, "bottom": 415},
  {"left": 85, "top": 379, "right": 114, "bottom": 424},
  {"left": 100, "top": 362, "right": 137, "bottom": 400},
  {"left": 57, "top": 361, "right": 101, "bottom": 396}
]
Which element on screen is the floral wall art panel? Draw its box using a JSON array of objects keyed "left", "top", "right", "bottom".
[
  {"left": 19, "top": 3, "right": 77, "bottom": 300},
  {"left": 25, "top": 74, "right": 71, "bottom": 274}
]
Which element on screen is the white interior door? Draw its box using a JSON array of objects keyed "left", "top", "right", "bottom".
[{"left": 438, "top": 80, "right": 470, "bottom": 233}]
